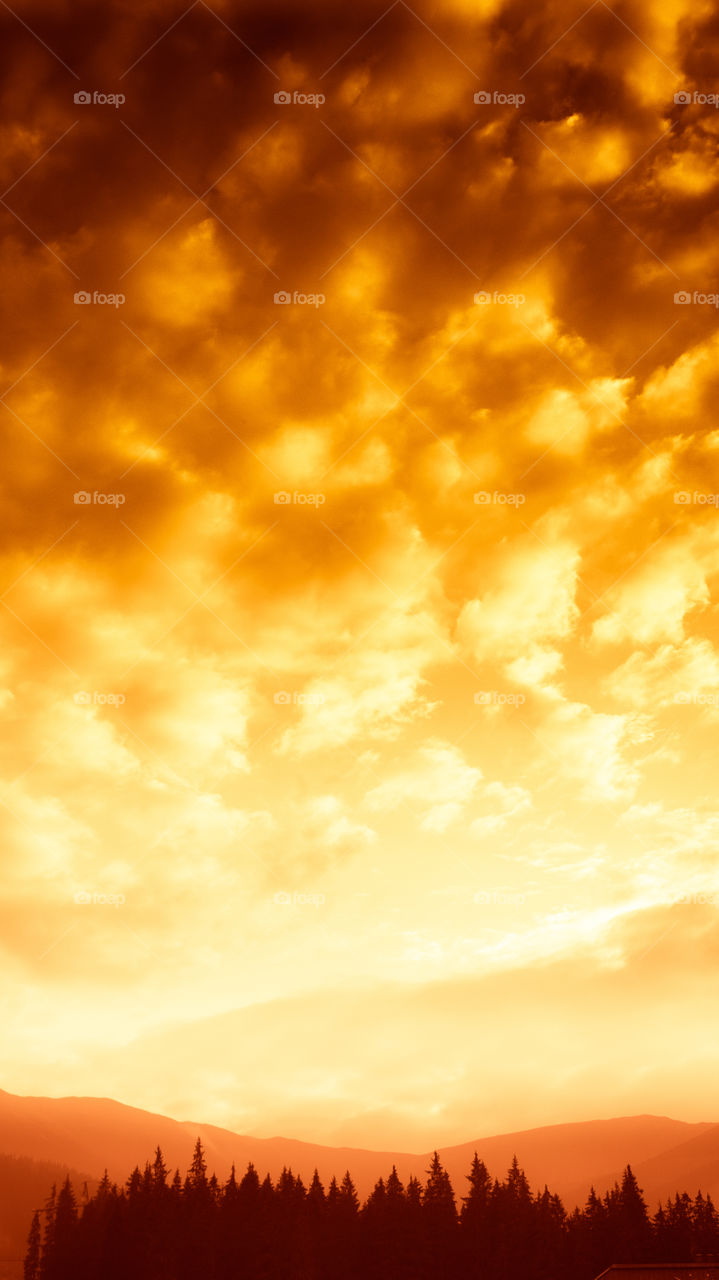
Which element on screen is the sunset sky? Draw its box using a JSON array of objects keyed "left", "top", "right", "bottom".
[{"left": 1, "top": 0, "right": 719, "bottom": 1151}]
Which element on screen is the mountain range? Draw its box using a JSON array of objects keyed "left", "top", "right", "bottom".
[{"left": 2, "top": 1090, "right": 718, "bottom": 1279}]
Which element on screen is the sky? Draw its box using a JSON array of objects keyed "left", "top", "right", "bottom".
[{"left": 1, "top": 0, "right": 719, "bottom": 1152}]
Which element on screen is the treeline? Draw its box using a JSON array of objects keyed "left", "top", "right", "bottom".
[{"left": 25, "top": 1139, "right": 719, "bottom": 1280}]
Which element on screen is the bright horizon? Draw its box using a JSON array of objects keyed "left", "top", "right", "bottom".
[
  {"left": 2, "top": 0, "right": 719, "bottom": 1154},
  {"left": 2, "top": 1083, "right": 717, "bottom": 1155}
]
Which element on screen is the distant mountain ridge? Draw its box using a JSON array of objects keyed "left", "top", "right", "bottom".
[{"left": 1, "top": 1088, "right": 717, "bottom": 1210}]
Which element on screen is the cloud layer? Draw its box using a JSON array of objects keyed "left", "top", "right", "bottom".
[{"left": 1, "top": 0, "right": 718, "bottom": 1145}]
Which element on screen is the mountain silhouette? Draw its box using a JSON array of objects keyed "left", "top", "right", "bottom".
[{"left": 1, "top": 1088, "right": 716, "bottom": 1205}]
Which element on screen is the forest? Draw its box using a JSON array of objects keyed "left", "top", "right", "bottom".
[{"left": 26, "top": 1139, "right": 719, "bottom": 1280}]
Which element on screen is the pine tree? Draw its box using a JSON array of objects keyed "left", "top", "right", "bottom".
[
  {"left": 24, "top": 1210, "right": 41, "bottom": 1280},
  {"left": 52, "top": 1178, "right": 78, "bottom": 1280},
  {"left": 188, "top": 1138, "right": 208, "bottom": 1191},
  {"left": 40, "top": 1184, "right": 56, "bottom": 1279},
  {"left": 423, "top": 1153, "right": 458, "bottom": 1280},
  {"left": 532, "top": 1185, "right": 568, "bottom": 1280},
  {"left": 386, "top": 1165, "right": 405, "bottom": 1204},
  {"left": 339, "top": 1170, "right": 360, "bottom": 1214},
  {"left": 424, "top": 1153, "right": 456, "bottom": 1217},
  {"left": 664, "top": 1191, "right": 694, "bottom": 1259},
  {"left": 152, "top": 1146, "right": 168, "bottom": 1192},
  {"left": 616, "top": 1165, "right": 651, "bottom": 1261},
  {"left": 306, "top": 1169, "right": 328, "bottom": 1273},
  {"left": 362, "top": 1177, "right": 389, "bottom": 1280},
  {"left": 461, "top": 1153, "right": 496, "bottom": 1280},
  {"left": 579, "top": 1185, "right": 608, "bottom": 1278},
  {"left": 694, "top": 1190, "right": 719, "bottom": 1259},
  {"left": 404, "top": 1175, "right": 427, "bottom": 1280},
  {"left": 505, "top": 1154, "right": 533, "bottom": 1214},
  {"left": 462, "top": 1154, "right": 491, "bottom": 1218},
  {"left": 383, "top": 1166, "right": 411, "bottom": 1280},
  {"left": 406, "top": 1174, "right": 423, "bottom": 1212},
  {"left": 307, "top": 1169, "right": 326, "bottom": 1210},
  {"left": 326, "top": 1172, "right": 360, "bottom": 1280}
]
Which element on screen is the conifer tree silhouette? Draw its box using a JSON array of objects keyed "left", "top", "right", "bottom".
[
  {"left": 26, "top": 1138, "right": 719, "bottom": 1280},
  {"left": 23, "top": 1210, "right": 41, "bottom": 1280}
]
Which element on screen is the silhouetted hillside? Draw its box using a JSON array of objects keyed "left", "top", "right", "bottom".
[
  {"left": 1, "top": 1089, "right": 716, "bottom": 1206},
  {"left": 0, "top": 1153, "right": 97, "bottom": 1280}
]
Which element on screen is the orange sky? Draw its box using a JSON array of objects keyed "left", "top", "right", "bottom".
[{"left": 1, "top": 0, "right": 719, "bottom": 1151}]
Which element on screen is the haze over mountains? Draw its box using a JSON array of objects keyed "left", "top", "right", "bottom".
[
  {"left": 2, "top": 1089, "right": 718, "bottom": 1207},
  {"left": 3, "top": 1089, "right": 719, "bottom": 1280}
]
